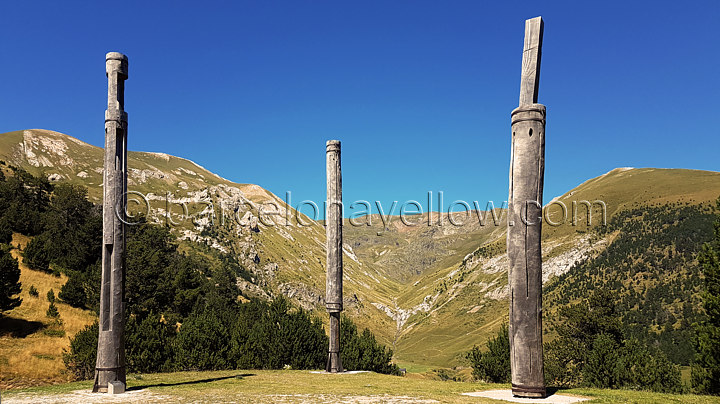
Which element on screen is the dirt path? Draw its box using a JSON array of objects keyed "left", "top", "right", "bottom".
[{"left": 2, "top": 389, "right": 171, "bottom": 404}]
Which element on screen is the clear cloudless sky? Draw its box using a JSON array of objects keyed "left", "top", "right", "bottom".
[{"left": 1, "top": 1, "right": 718, "bottom": 217}]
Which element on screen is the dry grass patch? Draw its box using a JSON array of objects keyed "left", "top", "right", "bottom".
[{"left": 0, "top": 234, "right": 96, "bottom": 389}]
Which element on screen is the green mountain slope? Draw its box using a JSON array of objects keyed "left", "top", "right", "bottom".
[
  {"left": 366, "top": 168, "right": 720, "bottom": 367},
  {"left": 2, "top": 129, "right": 719, "bottom": 369},
  {"left": 0, "top": 129, "right": 400, "bottom": 343}
]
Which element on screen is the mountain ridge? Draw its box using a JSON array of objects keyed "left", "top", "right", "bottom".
[{"left": 2, "top": 128, "right": 719, "bottom": 368}]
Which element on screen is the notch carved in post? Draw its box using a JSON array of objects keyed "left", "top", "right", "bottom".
[
  {"left": 507, "top": 17, "right": 547, "bottom": 398},
  {"left": 325, "top": 140, "right": 344, "bottom": 373},
  {"left": 94, "top": 51, "right": 129, "bottom": 394}
]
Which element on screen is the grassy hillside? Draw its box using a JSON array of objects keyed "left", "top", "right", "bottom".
[
  {"left": 0, "top": 129, "right": 400, "bottom": 345},
  {"left": 2, "top": 129, "right": 719, "bottom": 375},
  {"left": 348, "top": 168, "right": 720, "bottom": 367},
  {"left": 0, "top": 234, "right": 96, "bottom": 388}
]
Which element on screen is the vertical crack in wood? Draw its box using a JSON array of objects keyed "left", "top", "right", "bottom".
[
  {"left": 525, "top": 217, "right": 529, "bottom": 298},
  {"left": 95, "top": 52, "right": 128, "bottom": 394},
  {"left": 325, "top": 140, "right": 343, "bottom": 373},
  {"left": 508, "top": 16, "right": 546, "bottom": 398}
]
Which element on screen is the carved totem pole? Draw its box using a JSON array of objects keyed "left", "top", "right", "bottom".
[
  {"left": 507, "top": 17, "right": 546, "bottom": 398},
  {"left": 94, "top": 52, "right": 128, "bottom": 394},
  {"left": 325, "top": 140, "right": 344, "bottom": 373}
]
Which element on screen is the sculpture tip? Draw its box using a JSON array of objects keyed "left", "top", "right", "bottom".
[{"left": 106, "top": 52, "right": 128, "bottom": 61}]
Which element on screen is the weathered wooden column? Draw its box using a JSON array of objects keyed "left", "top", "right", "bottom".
[
  {"left": 507, "top": 17, "right": 546, "bottom": 398},
  {"left": 325, "top": 140, "right": 344, "bottom": 373},
  {"left": 94, "top": 52, "right": 128, "bottom": 394}
]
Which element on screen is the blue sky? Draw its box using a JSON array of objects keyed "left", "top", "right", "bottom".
[{"left": 1, "top": 1, "right": 718, "bottom": 217}]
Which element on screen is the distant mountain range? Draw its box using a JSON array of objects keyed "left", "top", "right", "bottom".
[{"left": 2, "top": 128, "right": 719, "bottom": 368}]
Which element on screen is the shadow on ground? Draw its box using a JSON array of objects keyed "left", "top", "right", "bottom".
[
  {"left": 0, "top": 316, "right": 45, "bottom": 338},
  {"left": 547, "top": 387, "right": 560, "bottom": 396},
  {"left": 127, "top": 373, "right": 255, "bottom": 391}
]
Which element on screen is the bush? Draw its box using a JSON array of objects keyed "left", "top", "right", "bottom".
[
  {"left": 46, "top": 302, "right": 60, "bottom": 319},
  {"left": 67, "top": 316, "right": 178, "bottom": 379},
  {"left": 279, "top": 308, "right": 330, "bottom": 370},
  {"left": 618, "top": 338, "right": 681, "bottom": 393},
  {"left": 174, "top": 308, "right": 231, "bottom": 371},
  {"left": 63, "top": 322, "right": 98, "bottom": 380},
  {"left": 47, "top": 289, "right": 55, "bottom": 303},
  {"left": 64, "top": 294, "right": 394, "bottom": 379},
  {"left": 544, "top": 289, "right": 682, "bottom": 393},
  {"left": 43, "top": 328, "right": 66, "bottom": 337},
  {"left": 23, "top": 233, "right": 52, "bottom": 272},
  {"left": 59, "top": 271, "right": 88, "bottom": 308},
  {"left": 341, "top": 316, "right": 399, "bottom": 375},
  {"left": 237, "top": 297, "right": 327, "bottom": 370},
  {"left": 29, "top": 285, "right": 39, "bottom": 297},
  {"left": 467, "top": 323, "right": 510, "bottom": 383},
  {"left": 583, "top": 333, "right": 621, "bottom": 388},
  {"left": 543, "top": 338, "right": 583, "bottom": 387},
  {"left": 126, "top": 313, "right": 176, "bottom": 373},
  {"left": 581, "top": 335, "right": 681, "bottom": 393}
]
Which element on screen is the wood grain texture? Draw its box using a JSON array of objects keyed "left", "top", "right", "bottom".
[
  {"left": 508, "top": 15, "right": 547, "bottom": 398},
  {"left": 519, "top": 16, "right": 543, "bottom": 106},
  {"left": 325, "top": 140, "right": 344, "bottom": 373},
  {"left": 508, "top": 106, "right": 546, "bottom": 397},
  {"left": 95, "top": 53, "right": 128, "bottom": 393}
]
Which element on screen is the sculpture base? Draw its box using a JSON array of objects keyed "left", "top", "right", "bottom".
[
  {"left": 92, "top": 367, "right": 126, "bottom": 393},
  {"left": 512, "top": 384, "right": 546, "bottom": 398},
  {"left": 513, "top": 390, "right": 546, "bottom": 398},
  {"left": 326, "top": 351, "right": 343, "bottom": 373},
  {"left": 108, "top": 381, "right": 125, "bottom": 394},
  {"left": 463, "top": 390, "right": 588, "bottom": 403}
]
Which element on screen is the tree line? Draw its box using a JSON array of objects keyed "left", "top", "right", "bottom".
[
  {"left": 0, "top": 165, "right": 399, "bottom": 377},
  {"left": 468, "top": 198, "right": 720, "bottom": 395}
]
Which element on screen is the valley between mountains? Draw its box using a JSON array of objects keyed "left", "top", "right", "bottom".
[{"left": 2, "top": 128, "right": 719, "bottom": 370}]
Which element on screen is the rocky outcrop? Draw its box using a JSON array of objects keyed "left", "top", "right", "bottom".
[
  {"left": 372, "top": 293, "right": 439, "bottom": 331},
  {"left": 19, "top": 130, "right": 74, "bottom": 168}
]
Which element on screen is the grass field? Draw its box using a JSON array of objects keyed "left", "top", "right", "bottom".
[{"left": 2, "top": 369, "right": 719, "bottom": 403}]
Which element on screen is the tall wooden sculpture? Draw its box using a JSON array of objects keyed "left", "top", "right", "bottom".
[
  {"left": 325, "top": 140, "right": 344, "bottom": 373},
  {"left": 507, "top": 17, "right": 546, "bottom": 398},
  {"left": 94, "top": 52, "right": 128, "bottom": 394}
]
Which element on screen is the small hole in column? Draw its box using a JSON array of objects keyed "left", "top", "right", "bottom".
[{"left": 528, "top": 128, "right": 533, "bottom": 137}]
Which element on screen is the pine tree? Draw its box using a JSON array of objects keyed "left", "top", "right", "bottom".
[
  {"left": 63, "top": 322, "right": 98, "bottom": 380},
  {"left": 340, "top": 316, "right": 398, "bottom": 375},
  {"left": 466, "top": 323, "right": 511, "bottom": 383},
  {"left": 692, "top": 197, "right": 720, "bottom": 395},
  {"left": 126, "top": 313, "right": 176, "bottom": 373},
  {"left": 46, "top": 301, "right": 60, "bottom": 319},
  {"left": 583, "top": 333, "right": 621, "bottom": 388},
  {"left": 0, "top": 247, "right": 22, "bottom": 313}
]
